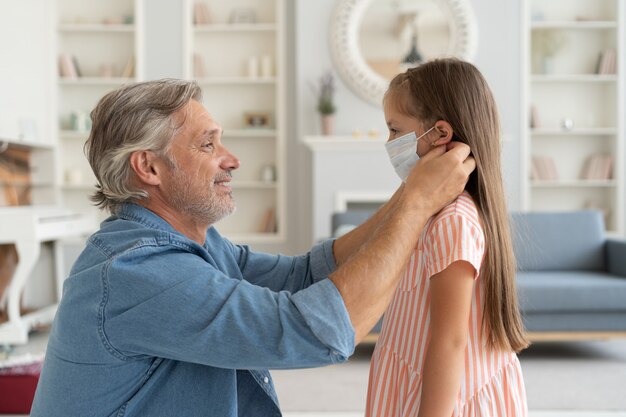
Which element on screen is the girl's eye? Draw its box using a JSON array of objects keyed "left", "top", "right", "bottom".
[{"left": 389, "top": 128, "right": 399, "bottom": 136}]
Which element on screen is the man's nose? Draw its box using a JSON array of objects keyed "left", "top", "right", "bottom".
[{"left": 221, "top": 147, "right": 240, "bottom": 171}]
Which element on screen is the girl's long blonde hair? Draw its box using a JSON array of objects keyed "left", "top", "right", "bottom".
[{"left": 387, "top": 58, "right": 529, "bottom": 352}]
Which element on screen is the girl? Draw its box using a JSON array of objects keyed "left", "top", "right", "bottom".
[{"left": 366, "top": 58, "right": 529, "bottom": 417}]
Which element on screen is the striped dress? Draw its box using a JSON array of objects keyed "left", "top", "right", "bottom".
[{"left": 366, "top": 192, "right": 527, "bottom": 417}]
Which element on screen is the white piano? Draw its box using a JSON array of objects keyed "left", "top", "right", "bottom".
[{"left": 0, "top": 206, "right": 97, "bottom": 345}]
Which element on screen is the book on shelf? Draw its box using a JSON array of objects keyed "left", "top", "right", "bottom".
[
  {"left": 531, "top": 156, "right": 558, "bottom": 181},
  {"left": 259, "top": 207, "right": 277, "bottom": 234},
  {"left": 121, "top": 56, "right": 135, "bottom": 78},
  {"left": 58, "top": 53, "right": 78, "bottom": 78},
  {"left": 581, "top": 154, "right": 613, "bottom": 180},
  {"left": 596, "top": 48, "right": 617, "bottom": 75},
  {"left": 193, "top": 2, "right": 212, "bottom": 25},
  {"left": 529, "top": 104, "right": 540, "bottom": 129},
  {"left": 193, "top": 54, "right": 206, "bottom": 78}
]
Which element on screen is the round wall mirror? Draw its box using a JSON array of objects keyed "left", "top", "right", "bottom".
[{"left": 330, "top": 0, "right": 478, "bottom": 107}]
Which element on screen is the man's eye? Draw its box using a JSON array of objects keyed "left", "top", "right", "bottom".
[{"left": 202, "top": 142, "right": 214, "bottom": 149}]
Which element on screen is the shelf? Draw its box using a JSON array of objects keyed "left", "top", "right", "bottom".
[
  {"left": 0, "top": 136, "right": 54, "bottom": 149},
  {"left": 531, "top": 180, "right": 617, "bottom": 188},
  {"left": 222, "top": 129, "right": 277, "bottom": 138},
  {"left": 58, "top": 24, "right": 135, "bottom": 33},
  {"left": 531, "top": 74, "right": 617, "bottom": 82},
  {"left": 58, "top": 77, "right": 134, "bottom": 86},
  {"left": 62, "top": 184, "right": 94, "bottom": 191},
  {"left": 530, "top": 128, "right": 617, "bottom": 136},
  {"left": 194, "top": 23, "right": 276, "bottom": 32},
  {"left": 531, "top": 21, "right": 617, "bottom": 29},
  {"left": 0, "top": 181, "right": 54, "bottom": 187},
  {"left": 59, "top": 130, "right": 89, "bottom": 139},
  {"left": 195, "top": 77, "right": 276, "bottom": 85}
]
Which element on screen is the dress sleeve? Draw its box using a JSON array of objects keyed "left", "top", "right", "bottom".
[{"left": 422, "top": 213, "right": 485, "bottom": 279}]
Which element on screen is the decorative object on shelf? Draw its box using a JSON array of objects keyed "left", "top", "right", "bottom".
[
  {"left": 259, "top": 164, "right": 276, "bottom": 182},
  {"left": 193, "top": 2, "right": 212, "bottom": 24},
  {"left": 102, "top": 16, "right": 124, "bottom": 25},
  {"left": 64, "top": 168, "right": 84, "bottom": 186},
  {"left": 243, "top": 111, "right": 271, "bottom": 128},
  {"left": 121, "top": 55, "right": 135, "bottom": 78},
  {"left": 69, "top": 110, "right": 91, "bottom": 132},
  {"left": 532, "top": 30, "right": 567, "bottom": 74},
  {"left": 229, "top": 8, "right": 257, "bottom": 24},
  {"left": 560, "top": 117, "right": 574, "bottom": 131},
  {"left": 312, "top": 71, "right": 337, "bottom": 136},
  {"left": 58, "top": 54, "right": 78, "bottom": 79},
  {"left": 246, "top": 56, "right": 259, "bottom": 78},
  {"left": 367, "top": 128, "right": 380, "bottom": 138},
  {"left": 193, "top": 54, "right": 206, "bottom": 77},
  {"left": 259, "top": 207, "right": 277, "bottom": 233},
  {"left": 261, "top": 55, "right": 274, "bottom": 78},
  {"left": 99, "top": 63, "right": 116, "bottom": 78},
  {"left": 529, "top": 104, "right": 540, "bottom": 128},
  {"left": 351, "top": 129, "right": 364, "bottom": 138},
  {"left": 596, "top": 48, "right": 617, "bottom": 74},
  {"left": 531, "top": 156, "right": 558, "bottom": 181},
  {"left": 581, "top": 154, "right": 613, "bottom": 180}
]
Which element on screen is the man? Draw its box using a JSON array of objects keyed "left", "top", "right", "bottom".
[{"left": 31, "top": 79, "right": 474, "bottom": 416}]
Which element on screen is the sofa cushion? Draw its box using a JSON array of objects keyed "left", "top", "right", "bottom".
[
  {"left": 511, "top": 211, "right": 606, "bottom": 271},
  {"left": 517, "top": 271, "right": 626, "bottom": 313}
]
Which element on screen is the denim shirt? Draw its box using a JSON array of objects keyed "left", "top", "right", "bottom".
[{"left": 31, "top": 203, "right": 355, "bottom": 417}]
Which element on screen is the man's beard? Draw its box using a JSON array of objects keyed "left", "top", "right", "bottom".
[{"left": 166, "top": 163, "right": 236, "bottom": 226}]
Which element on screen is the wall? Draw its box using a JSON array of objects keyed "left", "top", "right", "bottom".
[{"left": 292, "top": 0, "right": 524, "bottom": 252}]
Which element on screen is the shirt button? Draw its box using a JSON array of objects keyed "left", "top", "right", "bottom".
[{"left": 263, "top": 376, "right": 269, "bottom": 384}]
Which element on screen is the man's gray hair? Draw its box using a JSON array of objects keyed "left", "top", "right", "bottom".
[{"left": 85, "top": 79, "right": 202, "bottom": 214}]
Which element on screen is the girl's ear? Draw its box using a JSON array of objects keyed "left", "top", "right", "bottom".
[{"left": 431, "top": 120, "right": 454, "bottom": 147}]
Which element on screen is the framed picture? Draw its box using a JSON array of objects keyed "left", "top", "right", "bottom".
[{"left": 243, "top": 112, "right": 271, "bottom": 128}]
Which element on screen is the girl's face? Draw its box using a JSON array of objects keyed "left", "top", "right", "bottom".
[{"left": 383, "top": 99, "right": 436, "bottom": 158}]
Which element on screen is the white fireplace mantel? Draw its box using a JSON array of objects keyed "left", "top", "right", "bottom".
[{"left": 302, "top": 135, "right": 398, "bottom": 243}]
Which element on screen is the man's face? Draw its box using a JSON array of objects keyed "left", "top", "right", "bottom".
[{"left": 162, "top": 100, "right": 240, "bottom": 225}]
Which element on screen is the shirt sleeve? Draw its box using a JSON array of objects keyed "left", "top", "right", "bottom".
[
  {"left": 422, "top": 213, "right": 485, "bottom": 279},
  {"left": 102, "top": 244, "right": 353, "bottom": 371},
  {"left": 225, "top": 238, "right": 338, "bottom": 293}
]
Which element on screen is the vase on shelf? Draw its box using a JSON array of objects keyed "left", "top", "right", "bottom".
[
  {"left": 542, "top": 55, "right": 555, "bottom": 74},
  {"left": 321, "top": 114, "right": 335, "bottom": 136}
]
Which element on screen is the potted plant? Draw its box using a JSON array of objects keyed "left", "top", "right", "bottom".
[
  {"left": 315, "top": 71, "right": 337, "bottom": 135},
  {"left": 533, "top": 30, "right": 567, "bottom": 74}
]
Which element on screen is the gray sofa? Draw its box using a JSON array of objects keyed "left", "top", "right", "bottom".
[{"left": 332, "top": 210, "right": 626, "bottom": 338}]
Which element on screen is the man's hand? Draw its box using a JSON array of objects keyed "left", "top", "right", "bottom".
[{"left": 401, "top": 142, "right": 475, "bottom": 216}]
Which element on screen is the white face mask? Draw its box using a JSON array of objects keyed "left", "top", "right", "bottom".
[{"left": 385, "top": 126, "right": 436, "bottom": 182}]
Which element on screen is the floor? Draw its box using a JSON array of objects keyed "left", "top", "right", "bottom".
[
  {"left": 3, "top": 332, "right": 626, "bottom": 416},
  {"left": 272, "top": 340, "right": 626, "bottom": 413}
]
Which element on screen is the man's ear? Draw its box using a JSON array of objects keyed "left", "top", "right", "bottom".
[
  {"left": 129, "top": 150, "right": 162, "bottom": 186},
  {"left": 431, "top": 120, "right": 454, "bottom": 147}
]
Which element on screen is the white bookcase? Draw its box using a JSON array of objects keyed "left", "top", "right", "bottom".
[
  {"left": 54, "top": 0, "right": 144, "bottom": 222},
  {"left": 183, "top": 0, "right": 286, "bottom": 244},
  {"left": 521, "top": 0, "right": 625, "bottom": 234}
]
